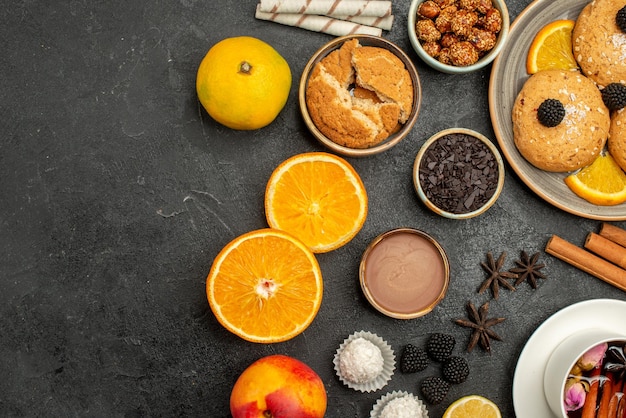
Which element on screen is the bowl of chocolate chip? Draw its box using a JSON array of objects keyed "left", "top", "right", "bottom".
[
  {"left": 413, "top": 128, "right": 505, "bottom": 219},
  {"left": 407, "top": 0, "right": 509, "bottom": 74},
  {"left": 299, "top": 34, "right": 422, "bottom": 157}
]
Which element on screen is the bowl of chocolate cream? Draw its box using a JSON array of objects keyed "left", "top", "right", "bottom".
[{"left": 359, "top": 228, "right": 450, "bottom": 319}]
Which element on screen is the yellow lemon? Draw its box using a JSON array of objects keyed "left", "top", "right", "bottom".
[{"left": 196, "top": 36, "right": 291, "bottom": 130}]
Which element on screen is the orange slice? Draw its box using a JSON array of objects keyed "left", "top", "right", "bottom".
[
  {"left": 565, "top": 153, "right": 626, "bottom": 206},
  {"left": 206, "top": 228, "right": 323, "bottom": 343},
  {"left": 443, "top": 395, "right": 502, "bottom": 418},
  {"left": 526, "top": 19, "right": 578, "bottom": 74},
  {"left": 265, "top": 152, "right": 368, "bottom": 253}
]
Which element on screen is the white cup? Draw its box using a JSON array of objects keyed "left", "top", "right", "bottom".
[{"left": 543, "top": 329, "right": 626, "bottom": 417}]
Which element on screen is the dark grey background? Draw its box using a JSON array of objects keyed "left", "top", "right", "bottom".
[{"left": 2, "top": 0, "right": 624, "bottom": 416}]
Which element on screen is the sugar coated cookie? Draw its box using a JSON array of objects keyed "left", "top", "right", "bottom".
[
  {"left": 573, "top": 0, "right": 626, "bottom": 87},
  {"left": 512, "top": 69, "right": 610, "bottom": 172}
]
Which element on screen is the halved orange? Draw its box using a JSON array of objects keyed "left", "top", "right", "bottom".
[
  {"left": 443, "top": 395, "right": 502, "bottom": 418},
  {"left": 206, "top": 228, "right": 323, "bottom": 343},
  {"left": 265, "top": 152, "right": 368, "bottom": 253},
  {"left": 565, "top": 153, "right": 626, "bottom": 206},
  {"left": 526, "top": 19, "right": 578, "bottom": 74}
]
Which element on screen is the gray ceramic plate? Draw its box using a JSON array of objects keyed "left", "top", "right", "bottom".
[{"left": 488, "top": 0, "right": 626, "bottom": 221}]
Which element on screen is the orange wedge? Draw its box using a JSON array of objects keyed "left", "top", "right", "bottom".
[
  {"left": 265, "top": 152, "right": 368, "bottom": 253},
  {"left": 206, "top": 228, "right": 323, "bottom": 343},
  {"left": 565, "top": 153, "right": 626, "bottom": 206},
  {"left": 443, "top": 395, "right": 502, "bottom": 418},
  {"left": 526, "top": 19, "right": 578, "bottom": 74}
]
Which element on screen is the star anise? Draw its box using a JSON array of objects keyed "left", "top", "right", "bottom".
[
  {"left": 454, "top": 301, "right": 505, "bottom": 354},
  {"left": 509, "top": 251, "right": 546, "bottom": 289},
  {"left": 479, "top": 251, "right": 516, "bottom": 299}
]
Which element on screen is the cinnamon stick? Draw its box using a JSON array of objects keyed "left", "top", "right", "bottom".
[
  {"left": 600, "top": 223, "right": 626, "bottom": 249},
  {"left": 606, "top": 376, "right": 623, "bottom": 418},
  {"left": 545, "top": 235, "right": 626, "bottom": 292},
  {"left": 597, "top": 376, "right": 613, "bottom": 418},
  {"left": 585, "top": 232, "right": 626, "bottom": 270},
  {"left": 582, "top": 366, "right": 602, "bottom": 418}
]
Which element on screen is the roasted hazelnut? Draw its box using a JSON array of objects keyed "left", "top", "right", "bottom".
[
  {"left": 476, "top": 0, "right": 493, "bottom": 14},
  {"left": 459, "top": 0, "right": 480, "bottom": 11},
  {"left": 451, "top": 9, "right": 478, "bottom": 37},
  {"left": 467, "top": 27, "right": 496, "bottom": 51},
  {"left": 438, "top": 48, "right": 453, "bottom": 65},
  {"left": 434, "top": 0, "right": 457, "bottom": 7},
  {"left": 416, "top": 19, "right": 442, "bottom": 43},
  {"left": 440, "top": 33, "right": 460, "bottom": 49},
  {"left": 422, "top": 41, "right": 442, "bottom": 57},
  {"left": 480, "top": 7, "right": 502, "bottom": 33},
  {"left": 418, "top": 1, "right": 441, "bottom": 19},
  {"left": 449, "top": 41, "right": 479, "bottom": 66},
  {"left": 435, "top": 5, "right": 458, "bottom": 32}
]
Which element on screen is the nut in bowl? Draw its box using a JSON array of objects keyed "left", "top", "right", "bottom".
[
  {"left": 407, "top": 0, "right": 510, "bottom": 74},
  {"left": 543, "top": 329, "right": 626, "bottom": 417},
  {"left": 413, "top": 128, "right": 505, "bottom": 219},
  {"left": 299, "top": 34, "right": 422, "bottom": 157}
]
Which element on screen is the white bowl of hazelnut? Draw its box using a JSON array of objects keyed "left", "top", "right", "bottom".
[{"left": 407, "top": 0, "right": 509, "bottom": 73}]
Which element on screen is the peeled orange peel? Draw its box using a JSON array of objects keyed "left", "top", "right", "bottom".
[
  {"left": 565, "top": 153, "right": 626, "bottom": 206},
  {"left": 265, "top": 152, "right": 368, "bottom": 253},
  {"left": 526, "top": 19, "right": 578, "bottom": 74},
  {"left": 206, "top": 228, "right": 323, "bottom": 343}
]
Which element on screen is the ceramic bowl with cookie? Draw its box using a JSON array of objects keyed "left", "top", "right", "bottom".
[
  {"left": 299, "top": 34, "right": 422, "bottom": 157},
  {"left": 407, "top": 0, "right": 510, "bottom": 74}
]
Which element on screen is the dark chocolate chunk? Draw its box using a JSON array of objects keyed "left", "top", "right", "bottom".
[{"left": 419, "top": 133, "right": 499, "bottom": 214}]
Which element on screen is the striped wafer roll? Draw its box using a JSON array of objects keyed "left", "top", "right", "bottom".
[
  {"left": 333, "top": 14, "right": 394, "bottom": 31},
  {"left": 258, "top": 0, "right": 393, "bottom": 17},
  {"left": 255, "top": 5, "right": 383, "bottom": 36}
]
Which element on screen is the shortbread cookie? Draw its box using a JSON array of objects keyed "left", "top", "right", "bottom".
[
  {"left": 572, "top": 0, "right": 626, "bottom": 87},
  {"left": 512, "top": 70, "right": 610, "bottom": 172},
  {"left": 609, "top": 108, "right": 626, "bottom": 171},
  {"left": 352, "top": 46, "right": 414, "bottom": 123}
]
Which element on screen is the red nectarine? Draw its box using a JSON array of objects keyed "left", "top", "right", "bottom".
[{"left": 230, "top": 354, "right": 327, "bottom": 418}]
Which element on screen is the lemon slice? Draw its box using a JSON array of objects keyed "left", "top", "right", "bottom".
[{"left": 443, "top": 395, "right": 502, "bottom": 418}]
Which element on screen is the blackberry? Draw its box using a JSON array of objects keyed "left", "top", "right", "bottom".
[
  {"left": 537, "top": 98, "right": 565, "bottom": 127},
  {"left": 442, "top": 356, "right": 470, "bottom": 384},
  {"left": 420, "top": 376, "right": 450, "bottom": 405},
  {"left": 426, "top": 333, "right": 456, "bottom": 362},
  {"left": 617, "top": 6, "right": 626, "bottom": 33},
  {"left": 601, "top": 83, "right": 626, "bottom": 111},
  {"left": 400, "top": 344, "right": 429, "bottom": 373}
]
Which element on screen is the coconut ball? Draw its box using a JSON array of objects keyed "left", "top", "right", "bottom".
[
  {"left": 380, "top": 396, "right": 428, "bottom": 418},
  {"left": 338, "top": 337, "right": 384, "bottom": 383}
]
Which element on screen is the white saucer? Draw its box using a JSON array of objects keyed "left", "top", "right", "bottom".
[{"left": 513, "top": 299, "right": 626, "bottom": 418}]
